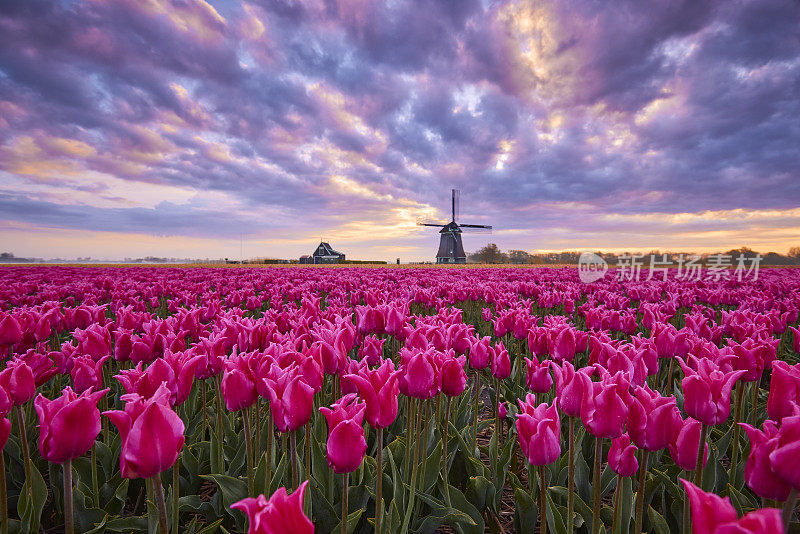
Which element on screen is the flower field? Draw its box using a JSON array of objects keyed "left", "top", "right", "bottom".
[{"left": 0, "top": 265, "right": 799, "bottom": 534}]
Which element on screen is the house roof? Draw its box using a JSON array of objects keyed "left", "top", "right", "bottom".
[{"left": 315, "top": 242, "right": 344, "bottom": 256}]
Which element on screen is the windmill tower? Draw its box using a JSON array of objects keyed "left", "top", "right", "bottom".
[{"left": 418, "top": 189, "right": 492, "bottom": 264}]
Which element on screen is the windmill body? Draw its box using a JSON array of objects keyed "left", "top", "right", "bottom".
[{"left": 419, "top": 189, "right": 492, "bottom": 264}]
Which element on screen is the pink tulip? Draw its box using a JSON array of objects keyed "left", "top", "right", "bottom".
[
  {"left": 0, "top": 360, "right": 36, "bottom": 405},
  {"left": 790, "top": 326, "right": 800, "bottom": 354},
  {"left": 221, "top": 352, "right": 259, "bottom": 412},
  {"left": 322, "top": 396, "right": 367, "bottom": 473},
  {"left": 70, "top": 354, "right": 108, "bottom": 394},
  {"left": 34, "top": 387, "right": 108, "bottom": 464},
  {"left": 681, "top": 479, "right": 783, "bottom": 534},
  {"left": 343, "top": 359, "right": 399, "bottom": 429},
  {"left": 608, "top": 434, "right": 638, "bottom": 477},
  {"left": 498, "top": 401, "right": 507, "bottom": 419},
  {"left": 515, "top": 399, "right": 560, "bottom": 465},
  {"left": 552, "top": 327, "right": 577, "bottom": 361},
  {"left": 553, "top": 361, "right": 592, "bottom": 418},
  {"left": 669, "top": 417, "right": 708, "bottom": 471},
  {"left": 231, "top": 480, "right": 313, "bottom": 534},
  {"left": 440, "top": 354, "right": 467, "bottom": 396},
  {"left": 360, "top": 335, "right": 385, "bottom": 366},
  {"left": 0, "top": 312, "right": 23, "bottom": 347},
  {"left": 104, "top": 384, "right": 185, "bottom": 479},
  {"left": 468, "top": 336, "right": 491, "bottom": 370},
  {"left": 263, "top": 366, "right": 314, "bottom": 433},
  {"left": 678, "top": 356, "right": 746, "bottom": 426},
  {"left": 768, "top": 413, "right": 800, "bottom": 490},
  {"left": 580, "top": 371, "right": 629, "bottom": 439},
  {"left": 490, "top": 341, "right": 510, "bottom": 380},
  {"left": 525, "top": 357, "right": 553, "bottom": 393},
  {"left": 627, "top": 385, "right": 681, "bottom": 451},
  {"left": 767, "top": 361, "right": 800, "bottom": 423},
  {"left": 399, "top": 347, "right": 438, "bottom": 399},
  {"left": 0, "top": 417, "right": 10, "bottom": 451},
  {"left": 739, "top": 421, "right": 792, "bottom": 501}
]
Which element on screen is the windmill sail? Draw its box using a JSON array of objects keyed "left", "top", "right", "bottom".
[{"left": 417, "top": 188, "right": 492, "bottom": 263}]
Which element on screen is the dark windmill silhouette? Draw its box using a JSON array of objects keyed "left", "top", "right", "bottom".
[{"left": 418, "top": 189, "right": 492, "bottom": 264}]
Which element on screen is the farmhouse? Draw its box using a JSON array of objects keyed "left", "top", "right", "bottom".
[{"left": 299, "top": 242, "right": 346, "bottom": 264}]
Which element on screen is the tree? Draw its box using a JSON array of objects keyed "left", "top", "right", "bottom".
[
  {"left": 468, "top": 243, "right": 508, "bottom": 264},
  {"left": 789, "top": 247, "right": 800, "bottom": 258},
  {"left": 508, "top": 250, "right": 531, "bottom": 264}
]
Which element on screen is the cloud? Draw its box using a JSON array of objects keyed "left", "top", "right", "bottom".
[{"left": 0, "top": 0, "right": 798, "bottom": 259}]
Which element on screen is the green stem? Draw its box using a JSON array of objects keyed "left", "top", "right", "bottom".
[
  {"left": 265, "top": 410, "right": 272, "bottom": 497},
  {"left": 666, "top": 358, "right": 675, "bottom": 396},
  {"left": 0, "top": 452, "right": 7, "bottom": 534},
  {"left": 612, "top": 474, "right": 621, "bottom": 534},
  {"left": 64, "top": 460, "right": 74, "bottom": 534},
  {"left": 567, "top": 417, "right": 575, "bottom": 534},
  {"left": 342, "top": 471, "right": 350, "bottom": 534},
  {"left": 692, "top": 424, "right": 709, "bottom": 489},
  {"left": 442, "top": 397, "right": 452, "bottom": 507},
  {"left": 730, "top": 382, "right": 745, "bottom": 483},
  {"left": 539, "top": 465, "right": 547, "bottom": 534},
  {"left": 243, "top": 407, "right": 255, "bottom": 497},
  {"left": 15, "top": 406, "right": 32, "bottom": 500},
  {"left": 215, "top": 376, "right": 224, "bottom": 470},
  {"left": 592, "top": 436, "right": 603, "bottom": 534},
  {"left": 172, "top": 454, "right": 180, "bottom": 534},
  {"left": 402, "top": 399, "right": 421, "bottom": 533},
  {"left": 782, "top": 488, "right": 798, "bottom": 533},
  {"left": 290, "top": 430, "right": 299, "bottom": 490},
  {"left": 305, "top": 423, "right": 311, "bottom": 483},
  {"left": 750, "top": 380, "right": 760, "bottom": 425},
  {"left": 495, "top": 377, "right": 501, "bottom": 445},
  {"left": 634, "top": 450, "right": 649, "bottom": 534},
  {"left": 91, "top": 443, "right": 99, "bottom": 508},
  {"left": 473, "top": 371, "right": 480, "bottom": 454},
  {"left": 376, "top": 428, "right": 384, "bottom": 534},
  {"left": 150, "top": 475, "right": 168, "bottom": 534}
]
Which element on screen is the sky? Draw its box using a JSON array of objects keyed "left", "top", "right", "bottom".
[{"left": 0, "top": 0, "right": 799, "bottom": 261}]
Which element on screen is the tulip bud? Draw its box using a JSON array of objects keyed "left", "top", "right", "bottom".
[
  {"left": 739, "top": 421, "right": 791, "bottom": 501},
  {"left": 608, "top": 434, "right": 638, "bottom": 477},
  {"left": 35, "top": 387, "right": 108, "bottom": 464},
  {"left": 231, "top": 480, "right": 313, "bottom": 534},
  {"left": 322, "top": 396, "right": 367, "bottom": 474},
  {"left": 680, "top": 479, "right": 783, "bottom": 534},
  {"left": 669, "top": 417, "right": 708, "bottom": 471},
  {"left": 516, "top": 400, "right": 560, "bottom": 466}
]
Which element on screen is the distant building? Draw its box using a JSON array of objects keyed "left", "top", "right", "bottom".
[{"left": 299, "top": 242, "right": 346, "bottom": 264}]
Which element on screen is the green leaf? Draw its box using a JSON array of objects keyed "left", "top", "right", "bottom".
[
  {"left": 332, "top": 508, "right": 363, "bottom": 534},
  {"left": 444, "top": 483, "right": 484, "bottom": 534},
  {"left": 513, "top": 486, "right": 538, "bottom": 533},
  {"left": 104, "top": 516, "right": 148, "bottom": 532},
  {"left": 648, "top": 505, "right": 671, "bottom": 534},
  {"left": 17, "top": 462, "right": 48, "bottom": 534},
  {"left": 200, "top": 473, "right": 248, "bottom": 532},
  {"left": 545, "top": 489, "right": 567, "bottom": 534},
  {"left": 414, "top": 506, "right": 476, "bottom": 534}
]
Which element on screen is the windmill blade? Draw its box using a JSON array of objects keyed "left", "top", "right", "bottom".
[
  {"left": 417, "top": 222, "right": 446, "bottom": 227},
  {"left": 461, "top": 226, "right": 492, "bottom": 234},
  {"left": 460, "top": 224, "right": 493, "bottom": 229},
  {"left": 452, "top": 189, "right": 460, "bottom": 222}
]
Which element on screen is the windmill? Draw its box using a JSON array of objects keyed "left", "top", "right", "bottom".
[{"left": 418, "top": 189, "right": 492, "bottom": 264}]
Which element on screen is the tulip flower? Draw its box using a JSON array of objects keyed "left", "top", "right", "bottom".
[
  {"left": 440, "top": 353, "right": 467, "bottom": 397},
  {"left": 678, "top": 356, "right": 746, "bottom": 426},
  {"left": 580, "top": 371, "right": 629, "bottom": 439},
  {"left": 35, "top": 387, "right": 108, "bottom": 464},
  {"left": 468, "top": 336, "right": 491, "bottom": 370},
  {"left": 0, "top": 312, "right": 23, "bottom": 348},
  {"left": 490, "top": 341, "right": 511, "bottom": 380},
  {"left": 399, "top": 347, "right": 439, "bottom": 399},
  {"left": 0, "top": 360, "right": 36, "bottom": 406},
  {"left": 516, "top": 398, "right": 560, "bottom": 534},
  {"left": 321, "top": 395, "right": 367, "bottom": 474},
  {"left": 628, "top": 385, "right": 681, "bottom": 451},
  {"left": 740, "top": 421, "right": 792, "bottom": 501},
  {"left": 551, "top": 327, "right": 577, "bottom": 361},
  {"left": 343, "top": 359, "right": 399, "bottom": 429},
  {"left": 262, "top": 365, "right": 315, "bottom": 433},
  {"left": 104, "top": 384, "right": 185, "bottom": 479},
  {"left": 515, "top": 400, "right": 560, "bottom": 466},
  {"left": 681, "top": 479, "right": 783, "bottom": 534},
  {"left": 767, "top": 361, "right": 800, "bottom": 423},
  {"left": 608, "top": 434, "right": 638, "bottom": 477},
  {"left": 359, "top": 335, "right": 385, "bottom": 366},
  {"left": 231, "top": 480, "right": 313, "bottom": 534},
  {"left": 769, "top": 413, "right": 800, "bottom": 490},
  {"left": 525, "top": 357, "right": 553, "bottom": 394},
  {"left": 70, "top": 355, "right": 109, "bottom": 394},
  {"left": 498, "top": 401, "right": 507, "bottom": 419},
  {"left": 669, "top": 417, "right": 709, "bottom": 471}
]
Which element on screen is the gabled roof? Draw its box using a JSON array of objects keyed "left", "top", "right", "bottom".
[{"left": 314, "top": 242, "right": 344, "bottom": 257}]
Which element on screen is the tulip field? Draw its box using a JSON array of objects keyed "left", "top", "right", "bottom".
[{"left": 1, "top": 265, "right": 800, "bottom": 534}]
